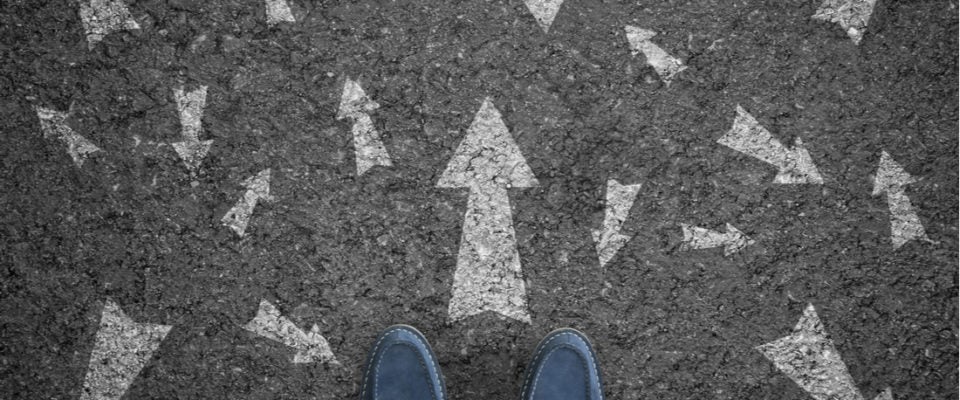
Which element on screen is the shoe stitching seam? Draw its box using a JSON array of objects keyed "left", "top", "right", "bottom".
[{"left": 362, "top": 327, "right": 443, "bottom": 400}]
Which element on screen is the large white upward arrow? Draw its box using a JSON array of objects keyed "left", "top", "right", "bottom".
[
  {"left": 625, "top": 26, "right": 688, "bottom": 86},
  {"left": 78, "top": 0, "right": 140, "bottom": 49},
  {"left": 80, "top": 299, "right": 171, "bottom": 400},
  {"left": 812, "top": 0, "right": 878, "bottom": 45},
  {"left": 756, "top": 304, "right": 893, "bottom": 400},
  {"left": 35, "top": 106, "right": 102, "bottom": 167},
  {"left": 337, "top": 79, "right": 393, "bottom": 175},
  {"left": 718, "top": 105, "right": 824, "bottom": 184},
  {"left": 592, "top": 179, "right": 641, "bottom": 268},
  {"left": 171, "top": 86, "right": 213, "bottom": 172},
  {"left": 438, "top": 98, "right": 539, "bottom": 323},
  {"left": 243, "top": 300, "right": 339, "bottom": 365},
  {"left": 680, "top": 223, "right": 755, "bottom": 256},
  {"left": 872, "top": 151, "right": 930, "bottom": 249},
  {"left": 221, "top": 169, "right": 274, "bottom": 237}
]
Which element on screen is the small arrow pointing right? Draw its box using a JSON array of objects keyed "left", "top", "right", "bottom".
[
  {"left": 35, "top": 106, "right": 102, "bottom": 167},
  {"left": 812, "top": 0, "right": 878, "bottom": 45},
  {"left": 872, "top": 151, "right": 930, "bottom": 249},
  {"left": 265, "top": 0, "right": 295, "bottom": 26},
  {"left": 718, "top": 105, "right": 824, "bottom": 184},
  {"left": 221, "top": 169, "right": 274, "bottom": 237},
  {"left": 78, "top": 0, "right": 140, "bottom": 49},
  {"left": 243, "top": 299, "right": 340, "bottom": 365},
  {"left": 171, "top": 86, "right": 213, "bottom": 172},
  {"left": 625, "top": 26, "right": 688, "bottom": 85},
  {"left": 80, "top": 299, "right": 171, "bottom": 400},
  {"left": 337, "top": 79, "right": 393, "bottom": 175},
  {"left": 591, "top": 179, "right": 641, "bottom": 268},
  {"left": 756, "top": 304, "right": 893, "bottom": 400},
  {"left": 680, "top": 223, "right": 755, "bottom": 256}
]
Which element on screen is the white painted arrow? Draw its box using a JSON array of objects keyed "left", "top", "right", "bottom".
[
  {"left": 265, "top": 0, "right": 295, "bottom": 26},
  {"left": 524, "top": 0, "right": 564, "bottom": 32},
  {"left": 756, "top": 304, "right": 893, "bottom": 400},
  {"left": 438, "top": 98, "right": 539, "bottom": 323},
  {"left": 243, "top": 299, "right": 339, "bottom": 365},
  {"left": 812, "top": 0, "right": 877, "bottom": 45},
  {"left": 78, "top": 0, "right": 140, "bottom": 49},
  {"left": 872, "top": 151, "right": 930, "bottom": 249},
  {"left": 718, "top": 105, "right": 824, "bottom": 184},
  {"left": 222, "top": 169, "right": 274, "bottom": 237},
  {"left": 625, "top": 26, "right": 688, "bottom": 85},
  {"left": 80, "top": 299, "right": 171, "bottom": 400},
  {"left": 171, "top": 86, "right": 213, "bottom": 172},
  {"left": 592, "top": 179, "right": 641, "bottom": 268},
  {"left": 35, "top": 106, "right": 102, "bottom": 167},
  {"left": 337, "top": 79, "right": 392, "bottom": 175},
  {"left": 680, "top": 223, "right": 755, "bottom": 256}
]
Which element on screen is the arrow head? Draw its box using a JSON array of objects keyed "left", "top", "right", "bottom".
[
  {"left": 338, "top": 79, "right": 379, "bottom": 120},
  {"left": 79, "top": 0, "right": 141, "bottom": 49},
  {"left": 524, "top": 0, "right": 564, "bottom": 33},
  {"left": 721, "top": 223, "right": 755, "bottom": 256},
  {"left": 292, "top": 324, "right": 341, "bottom": 365},
  {"left": 773, "top": 137, "right": 824, "bottom": 184},
  {"left": 171, "top": 139, "right": 213, "bottom": 171},
  {"left": 437, "top": 98, "right": 539, "bottom": 189},
  {"left": 872, "top": 151, "right": 915, "bottom": 196},
  {"left": 242, "top": 169, "right": 275, "bottom": 201}
]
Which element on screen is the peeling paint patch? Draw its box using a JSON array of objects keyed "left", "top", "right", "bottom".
[
  {"left": 718, "top": 105, "right": 823, "bottom": 184},
  {"left": 337, "top": 79, "right": 392, "bottom": 175},
  {"left": 35, "top": 106, "right": 102, "bottom": 167},
  {"left": 524, "top": 0, "right": 564, "bottom": 32},
  {"left": 222, "top": 169, "right": 274, "bottom": 237},
  {"left": 243, "top": 299, "right": 339, "bottom": 365},
  {"left": 624, "top": 26, "right": 687, "bottom": 85},
  {"left": 265, "top": 0, "right": 295, "bottom": 26},
  {"left": 812, "top": 0, "right": 877, "bottom": 45},
  {"left": 171, "top": 86, "right": 213, "bottom": 172},
  {"left": 679, "top": 223, "right": 754, "bottom": 256},
  {"left": 872, "top": 151, "right": 930, "bottom": 249},
  {"left": 591, "top": 179, "right": 641, "bottom": 268},
  {"left": 78, "top": 0, "right": 140, "bottom": 49}
]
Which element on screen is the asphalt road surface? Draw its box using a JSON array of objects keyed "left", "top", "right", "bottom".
[{"left": 1, "top": 0, "right": 957, "bottom": 399}]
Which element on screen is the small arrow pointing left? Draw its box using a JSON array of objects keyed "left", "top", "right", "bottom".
[
  {"left": 718, "top": 105, "right": 824, "bottom": 184},
  {"left": 78, "top": 0, "right": 140, "bottom": 49},
  {"left": 221, "top": 169, "right": 274, "bottom": 237},
  {"left": 80, "top": 299, "right": 171, "bottom": 400},
  {"left": 171, "top": 86, "right": 213, "bottom": 172},
  {"left": 243, "top": 299, "right": 340, "bottom": 365},
  {"left": 35, "top": 106, "right": 102, "bottom": 167}
]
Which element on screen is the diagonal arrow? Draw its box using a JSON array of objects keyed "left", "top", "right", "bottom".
[
  {"left": 221, "top": 169, "right": 274, "bottom": 237},
  {"left": 872, "top": 151, "right": 930, "bottom": 249},
  {"left": 80, "top": 299, "right": 171, "bottom": 400},
  {"left": 718, "top": 105, "right": 824, "bottom": 184},
  {"left": 171, "top": 86, "right": 213, "bottom": 172},
  {"left": 812, "top": 0, "right": 878, "bottom": 45},
  {"left": 265, "top": 0, "right": 295, "bottom": 26},
  {"left": 756, "top": 304, "right": 893, "bottom": 400},
  {"left": 624, "top": 26, "right": 688, "bottom": 86},
  {"left": 337, "top": 79, "right": 393, "bottom": 176},
  {"left": 680, "top": 223, "right": 755, "bottom": 256},
  {"left": 78, "top": 0, "right": 140, "bottom": 49},
  {"left": 243, "top": 299, "right": 340, "bottom": 365},
  {"left": 35, "top": 106, "right": 102, "bottom": 167},
  {"left": 438, "top": 98, "right": 539, "bottom": 323},
  {"left": 591, "top": 179, "right": 641, "bottom": 268},
  {"left": 524, "top": 0, "right": 565, "bottom": 33}
]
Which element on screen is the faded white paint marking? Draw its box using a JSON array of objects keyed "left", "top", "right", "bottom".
[
  {"left": 438, "top": 98, "right": 538, "bottom": 323},
  {"left": 243, "top": 299, "right": 339, "bottom": 365},
  {"left": 524, "top": 0, "right": 564, "bottom": 32},
  {"left": 265, "top": 0, "right": 295, "bottom": 26},
  {"left": 78, "top": 0, "right": 140, "bottom": 49},
  {"left": 625, "top": 26, "right": 688, "bottom": 86},
  {"left": 812, "top": 0, "right": 877, "bottom": 45},
  {"left": 757, "top": 304, "right": 893, "bottom": 400},
  {"left": 718, "top": 105, "right": 824, "bottom": 184},
  {"left": 337, "top": 79, "right": 392, "bottom": 175},
  {"left": 171, "top": 86, "right": 213, "bottom": 172},
  {"left": 591, "top": 179, "right": 641, "bottom": 268},
  {"left": 35, "top": 106, "right": 102, "bottom": 167},
  {"left": 80, "top": 299, "right": 171, "bottom": 400},
  {"left": 872, "top": 388, "right": 894, "bottom": 400},
  {"left": 872, "top": 151, "right": 930, "bottom": 249},
  {"left": 222, "top": 169, "right": 274, "bottom": 237},
  {"left": 680, "top": 223, "right": 755, "bottom": 256}
]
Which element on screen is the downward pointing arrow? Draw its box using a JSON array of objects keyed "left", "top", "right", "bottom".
[
  {"left": 718, "top": 105, "right": 824, "bottom": 184},
  {"left": 265, "top": 0, "right": 295, "bottom": 25},
  {"left": 337, "top": 79, "right": 393, "bottom": 175},
  {"left": 80, "top": 299, "right": 171, "bottom": 400},
  {"left": 171, "top": 86, "right": 213, "bottom": 172},
  {"left": 680, "top": 223, "right": 755, "bottom": 256},
  {"left": 35, "top": 106, "right": 102, "bottom": 167},
  {"left": 756, "top": 304, "right": 893, "bottom": 400},
  {"left": 872, "top": 151, "right": 930, "bottom": 249},
  {"left": 625, "top": 26, "right": 688, "bottom": 85},
  {"left": 243, "top": 299, "right": 339, "bottom": 365},
  {"left": 592, "top": 179, "right": 641, "bottom": 268},
  {"left": 438, "top": 98, "right": 539, "bottom": 323},
  {"left": 221, "top": 169, "right": 274, "bottom": 237},
  {"left": 812, "top": 0, "right": 878, "bottom": 45},
  {"left": 524, "top": 0, "right": 565, "bottom": 32},
  {"left": 78, "top": 0, "right": 140, "bottom": 49}
]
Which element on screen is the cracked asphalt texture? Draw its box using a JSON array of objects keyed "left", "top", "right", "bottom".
[{"left": 1, "top": 0, "right": 957, "bottom": 399}]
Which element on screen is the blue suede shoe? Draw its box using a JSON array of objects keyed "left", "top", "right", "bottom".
[
  {"left": 521, "top": 328, "right": 604, "bottom": 400},
  {"left": 360, "top": 325, "right": 447, "bottom": 400}
]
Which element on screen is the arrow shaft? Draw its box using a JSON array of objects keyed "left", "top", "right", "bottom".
[
  {"left": 684, "top": 227, "right": 730, "bottom": 249},
  {"left": 885, "top": 189, "right": 927, "bottom": 248},
  {"left": 175, "top": 88, "right": 206, "bottom": 142},
  {"left": 351, "top": 114, "right": 392, "bottom": 175}
]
